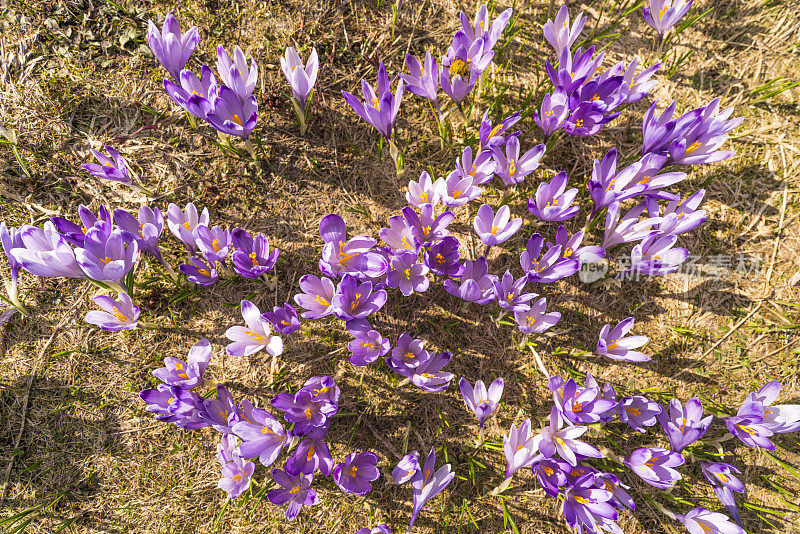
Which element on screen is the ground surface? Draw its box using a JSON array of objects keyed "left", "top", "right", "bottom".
[{"left": 1, "top": 0, "right": 799, "bottom": 532}]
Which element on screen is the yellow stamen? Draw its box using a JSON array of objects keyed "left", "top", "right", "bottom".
[
  {"left": 307, "top": 445, "right": 316, "bottom": 461},
  {"left": 575, "top": 119, "right": 584, "bottom": 128},
  {"left": 489, "top": 124, "right": 503, "bottom": 138},
  {"left": 232, "top": 474, "right": 242, "bottom": 481},
  {"left": 606, "top": 341, "right": 618, "bottom": 351},
  {"left": 419, "top": 191, "right": 429, "bottom": 203},
  {"left": 198, "top": 268, "right": 210, "bottom": 277},
  {"left": 508, "top": 159, "right": 516, "bottom": 176},
  {"left": 404, "top": 352, "right": 415, "bottom": 359},
  {"left": 212, "top": 238, "right": 220, "bottom": 252},
  {"left": 261, "top": 426, "right": 273, "bottom": 434},
  {"left": 686, "top": 141, "right": 702, "bottom": 154},
  {"left": 312, "top": 295, "right": 330, "bottom": 306},
  {"left": 290, "top": 486, "right": 300, "bottom": 494},
  {"left": 637, "top": 176, "right": 651, "bottom": 185},
  {"left": 625, "top": 407, "right": 641, "bottom": 416},
  {"left": 349, "top": 465, "right": 359, "bottom": 477},
  {"left": 245, "top": 329, "right": 265, "bottom": 342},
  {"left": 452, "top": 190, "right": 462, "bottom": 199},
  {"left": 490, "top": 226, "right": 499, "bottom": 235},
  {"left": 100, "top": 256, "right": 113, "bottom": 264},
  {"left": 404, "top": 268, "right": 412, "bottom": 280},
  {"left": 470, "top": 163, "right": 477, "bottom": 176},
  {"left": 372, "top": 97, "right": 381, "bottom": 110},
  {"left": 436, "top": 253, "right": 445, "bottom": 264},
  {"left": 112, "top": 306, "right": 128, "bottom": 322},
  {"left": 450, "top": 58, "right": 470, "bottom": 77},
  {"left": 574, "top": 496, "right": 590, "bottom": 505},
  {"left": 231, "top": 114, "right": 243, "bottom": 126},
  {"left": 542, "top": 465, "right": 554, "bottom": 476}
]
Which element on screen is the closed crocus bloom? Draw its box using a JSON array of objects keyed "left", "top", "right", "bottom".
[
  {"left": 596, "top": 317, "right": 650, "bottom": 362},
  {"left": 658, "top": 397, "right": 713, "bottom": 452},
  {"left": 280, "top": 46, "right": 318, "bottom": 109},
  {"left": 392, "top": 451, "right": 420, "bottom": 485},
  {"left": 81, "top": 146, "right": 131, "bottom": 183},
  {"left": 216, "top": 44, "right": 258, "bottom": 101},
  {"left": 528, "top": 171, "right": 580, "bottom": 222},
  {"left": 342, "top": 62, "right": 403, "bottom": 141},
  {"left": 514, "top": 297, "right": 560, "bottom": 335},
  {"left": 700, "top": 461, "right": 744, "bottom": 525},
  {"left": 520, "top": 233, "right": 578, "bottom": 283},
  {"left": 268, "top": 458, "right": 319, "bottom": 521},
  {"left": 624, "top": 447, "right": 684, "bottom": 489},
  {"left": 459, "top": 377, "right": 503, "bottom": 428},
  {"left": 643, "top": 0, "right": 693, "bottom": 35},
  {"left": 443, "top": 257, "right": 497, "bottom": 304},
  {"left": 455, "top": 146, "right": 496, "bottom": 185},
  {"left": 409, "top": 448, "right": 455, "bottom": 529},
  {"left": 423, "top": 236, "right": 464, "bottom": 277},
  {"left": 207, "top": 86, "right": 258, "bottom": 139},
  {"left": 440, "top": 170, "right": 482, "bottom": 208},
  {"left": 543, "top": 5, "right": 586, "bottom": 57},
  {"left": 493, "top": 270, "right": 537, "bottom": 312},
  {"left": 602, "top": 201, "right": 662, "bottom": 249},
  {"left": 625, "top": 233, "right": 689, "bottom": 278},
  {"left": 294, "top": 274, "right": 336, "bottom": 319},
  {"left": 459, "top": 5, "right": 513, "bottom": 50},
  {"left": 619, "top": 396, "right": 662, "bottom": 432},
  {"left": 76, "top": 228, "right": 138, "bottom": 287},
  {"left": 473, "top": 204, "right": 521, "bottom": 246},
  {"left": 503, "top": 418, "right": 539, "bottom": 479},
  {"left": 164, "top": 65, "right": 219, "bottom": 120},
  {"left": 167, "top": 202, "right": 209, "bottom": 254},
  {"left": 153, "top": 338, "right": 211, "bottom": 389},
  {"left": 400, "top": 51, "right": 439, "bottom": 107},
  {"left": 231, "top": 408, "right": 288, "bottom": 467},
  {"left": 534, "top": 90, "right": 569, "bottom": 141},
  {"left": 333, "top": 274, "right": 388, "bottom": 320},
  {"left": 225, "top": 300, "right": 283, "bottom": 358},
  {"left": 491, "top": 137, "right": 546, "bottom": 187},
  {"left": 348, "top": 329, "right": 390, "bottom": 366},
  {"left": 333, "top": 451, "right": 380, "bottom": 495},
  {"left": 261, "top": 303, "right": 300, "bottom": 335},
  {"left": 231, "top": 228, "right": 279, "bottom": 278},
  {"left": 10, "top": 222, "right": 85, "bottom": 279},
  {"left": 619, "top": 57, "right": 661, "bottom": 105},
  {"left": 674, "top": 507, "right": 745, "bottom": 534},
  {"left": 147, "top": 14, "right": 199, "bottom": 81},
  {"left": 406, "top": 170, "right": 442, "bottom": 209},
  {"left": 85, "top": 292, "right": 140, "bottom": 331},
  {"left": 478, "top": 109, "right": 521, "bottom": 150}
]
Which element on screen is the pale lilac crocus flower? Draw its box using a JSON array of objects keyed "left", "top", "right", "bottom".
[
  {"left": 217, "top": 45, "right": 258, "bottom": 101},
  {"left": 625, "top": 233, "right": 689, "bottom": 278},
  {"left": 75, "top": 227, "right": 138, "bottom": 288},
  {"left": 85, "top": 293, "right": 140, "bottom": 331},
  {"left": 643, "top": 0, "right": 693, "bottom": 35},
  {"left": 624, "top": 447, "right": 684, "bottom": 489},
  {"left": 409, "top": 448, "right": 455, "bottom": 529},
  {"left": 280, "top": 46, "right": 319, "bottom": 110},
  {"left": 406, "top": 171, "right": 442, "bottom": 208},
  {"left": 502, "top": 418, "right": 539, "bottom": 479},
  {"left": 400, "top": 51, "right": 439, "bottom": 109},
  {"left": 454, "top": 146, "right": 496, "bottom": 185},
  {"left": 596, "top": 317, "right": 650, "bottom": 362},
  {"left": 10, "top": 222, "right": 85, "bottom": 279},
  {"left": 602, "top": 202, "right": 661, "bottom": 249},
  {"left": 147, "top": 13, "right": 199, "bottom": 81},
  {"left": 491, "top": 137, "right": 546, "bottom": 187},
  {"left": 535, "top": 407, "right": 603, "bottom": 466},
  {"left": 534, "top": 90, "right": 569, "bottom": 141},
  {"left": 81, "top": 146, "right": 131, "bottom": 183},
  {"left": 342, "top": 62, "right": 403, "bottom": 141},
  {"left": 392, "top": 451, "right": 420, "bottom": 485},
  {"left": 473, "top": 204, "right": 521, "bottom": 247},
  {"left": 543, "top": 5, "right": 586, "bottom": 57},
  {"left": 294, "top": 274, "right": 337, "bottom": 319},
  {"left": 514, "top": 297, "right": 561, "bottom": 334},
  {"left": 520, "top": 234, "right": 578, "bottom": 283},
  {"left": 674, "top": 508, "right": 745, "bottom": 534},
  {"left": 152, "top": 338, "right": 211, "bottom": 390},
  {"left": 658, "top": 397, "right": 713, "bottom": 452},
  {"left": 167, "top": 202, "right": 209, "bottom": 255},
  {"left": 527, "top": 171, "right": 580, "bottom": 221},
  {"left": 459, "top": 377, "right": 503, "bottom": 428},
  {"left": 225, "top": 300, "right": 283, "bottom": 357},
  {"left": 439, "top": 170, "right": 482, "bottom": 208}
]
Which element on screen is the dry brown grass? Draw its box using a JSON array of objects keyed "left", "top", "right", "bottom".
[{"left": 1, "top": 0, "right": 799, "bottom": 532}]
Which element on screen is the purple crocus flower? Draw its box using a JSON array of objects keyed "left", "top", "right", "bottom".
[
  {"left": 624, "top": 233, "right": 689, "bottom": 278},
  {"left": 514, "top": 297, "right": 561, "bottom": 334},
  {"left": 387, "top": 333, "right": 429, "bottom": 372},
  {"left": 493, "top": 270, "right": 536, "bottom": 312},
  {"left": 333, "top": 274, "right": 388, "bottom": 320},
  {"left": 409, "top": 351, "right": 454, "bottom": 393},
  {"left": 724, "top": 399, "right": 776, "bottom": 450},
  {"left": 668, "top": 97, "right": 743, "bottom": 165},
  {"left": 392, "top": 451, "right": 420, "bottom": 485},
  {"left": 206, "top": 86, "right": 258, "bottom": 139},
  {"left": 440, "top": 170, "right": 482, "bottom": 208},
  {"left": 293, "top": 432, "right": 334, "bottom": 476},
  {"left": 596, "top": 317, "right": 650, "bottom": 362},
  {"left": 588, "top": 148, "right": 647, "bottom": 212},
  {"left": 534, "top": 90, "right": 569, "bottom": 141},
  {"left": 491, "top": 137, "right": 546, "bottom": 187},
  {"left": 318, "top": 222, "right": 385, "bottom": 280},
  {"left": 400, "top": 52, "right": 439, "bottom": 108},
  {"left": 271, "top": 387, "right": 337, "bottom": 436},
  {"left": 114, "top": 206, "right": 165, "bottom": 263},
  {"left": 180, "top": 256, "right": 219, "bottom": 285},
  {"left": 403, "top": 204, "right": 454, "bottom": 248},
  {"left": 478, "top": 110, "right": 521, "bottom": 149},
  {"left": 225, "top": 300, "right": 283, "bottom": 357},
  {"left": 443, "top": 257, "right": 497, "bottom": 304},
  {"left": 550, "top": 375, "right": 617, "bottom": 425},
  {"left": 147, "top": 14, "right": 199, "bottom": 81},
  {"left": 747, "top": 381, "right": 800, "bottom": 433},
  {"left": 231, "top": 408, "right": 289, "bottom": 467},
  {"left": 503, "top": 418, "right": 539, "bottom": 479},
  {"left": 349, "top": 329, "right": 390, "bottom": 366},
  {"left": 527, "top": 171, "right": 580, "bottom": 222},
  {"left": 646, "top": 190, "right": 708, "bottom": 236},
  {"left": 596, "top": 472, "right": 636, "bottom": 511},
  {"left": 563, "top": 101, "right": 607, "bottom": 137},
  {"left": 153, "top": 338, "right": 211, "bottom": 389},
  {"left": 379, "top": 215, "right": 419, "bottom": 254},
  {"left": 619, "top": 57, "right": 661, "bottom": 105},
  {"left": 701, "top": 461, "right": 744, "bottom": 525},
  {"left": 140, "top": 383, "right": 205, "bottom": 427},
  {"left": 216, "top": 45, "right": 258, "bottom": 101},
  {"left": 164, "top": 66, "right": 218, "bottom": 120},
  {"left": 563, "top": 473, "right": 621, "bottom": 534},
  {"left": 9, "top": 222, "right": 85, "bottom": 279},
  {"left": 218, "top": 453, "right": 255, "bottom": 499},
  {"left": 546, "top": 46, "right": 604, "bottom": 93},
  {"left": 409, "top": 448, "right": 455, "bottom": 529},
  {"left": 200, "top": 384, "right": 241, "bottom": 433},
  {"left": 473, "top": 204, "right": 521, "bottom": 246},
  {"left": 531, "top": 458, "right": 571, "bottom": 497},
  {"left": 543, "top": 5, "right": 586, "bottom": 57},
  {"left": 658, "top": 397, "right": 713, "bottom": 452},
  {"left": 76, "top": 228, "right": 138, "bottom": 287},
  {"left": 280, "top": 47, "right": 318, "bottom": 109},
  {"left": 520, "top": 234, "right": 578, "bottom": 283},
  {"left": 294, "top": 274, "right": 337, "bottom": 319},
  {"left": 406, "top": 171, "right": 442, "bottom": 209},
  {"left": 167, "top": 202, "right": 209, "bottom": 255},
  {"left": 459, "top": 5, "right": 513, "bottom": 50},
  {"left": 230, "top": 228, "right": 279, "bottom": 278},
  {"left": 624, "top": 447, "right": 684, "bottom": 489},
  {"left": 81, "top": 146, "right": 131, "bottom": 183},
  {"left": 84, "top": 292, "right": 140, "bottom": 331},
  {"left": 424, "top": 236, "right": 464, "bottom": 277},
  {"left": 386, "top": 251, "right": 430, "bottom": 297},
  {"left": 356, "top": 526, "right": 392, "bottom": 534},
  {"left": 535, "top": 407, "right": 603, "bottom": 466},
  {"left": 51, "top": 204, "right": 114, "bottom": 248},
  {"left": 459, "top": 377, "right": 503, "bottom": 428},
  {"left": 333, "top": 451, "right": 380, "bottom": 495},
  {"left": 643, "top": 0, "right": 693, "bottom": 35},
  {"left": 548, "top": 226, "right": 605, "bottom": 265},
  {"left": 300, "top": 375, "right": 341, "bottom": 406},
  {"left": 675, "top": 507, "right": 745, "bottom": 534},
  {"left": 195, "top": 225, "right": 231, "bottom": 264},
  {"left": 439, "top": 37, "right": 488, "bottom": 106},
  {"left": 261, "top": 303, "right": 300, "bottom": 335},
  {"left": 602, "top": 201, "right": 662, "bottom": 249},
  {"left": 619, "top": 395, "right": 662, "bottom": 432},
  {"left": 454, "top": 146, "right": 496, "bottom": 185},
  {"left": 268, "top": 458, "right": 319, "bottom": 521},
  {"left": 342, "top": 62, "right": 403, "bottom": 141}
]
